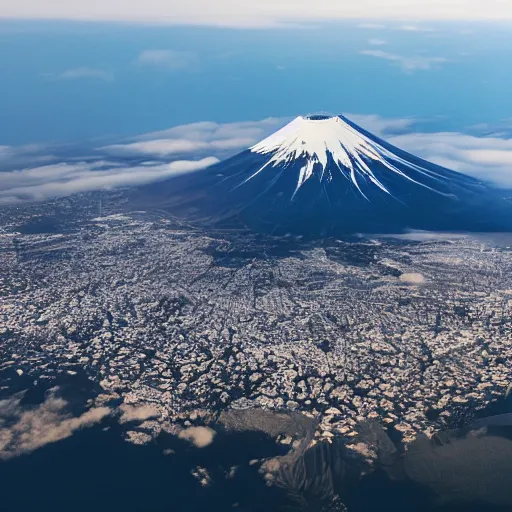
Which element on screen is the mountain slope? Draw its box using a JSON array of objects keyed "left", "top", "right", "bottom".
[{"left": 135, "top": 114, "right": 512, "bottom": 235}]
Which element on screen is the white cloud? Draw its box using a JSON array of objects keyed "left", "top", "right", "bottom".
[
  {"left": 368, "top": 38, "right": 387, "bottom": 45},
  {"left": 58, "top": 67, "right": 114, "bottom": 82},
  {"left": 1, "top": 1, "right": 511, "bottom": 26},
  {"left": 347, "top": 113, "right": 416, "bottom": 136},
  {"left": 2, "top": 115, "right": 512, "bottom": 207},
  {"left": 100, "top": 115, "right": 415, "bottom": 159},
  {"left": 96, "top": 115, "right": 512, "bottom": 189},
  {"left": 360, "top": 50, "right": 448, "bottom": 71},
  {"left": 136, "top": 118, "right": 286, "bottom": 142},
  {"left": 103, "top": 118, "right": 288, "bottom": 157},
  {"left": 119, "top": 404, "right": 160, "bottom": 423},
  {"left": 0, "top": 118, "right": 288, "bottom": 205},
  {"left": 178, "top": 426, "right": 216, "bottom": 448},
  {"left": 396, "top": 24, "right": 437, "bottom": 32},
  {"left": 0, "top": 390, "right": 111, "bottom": 460},
  {"left": 388, "top": 131, "right": 512, "bottom": 186},
  {"left": 0, "top": 157, "right": 218, "bottom": 204},
  {"left": 0, "top": 143, "right": 58, "bottom": 169},
  {"left": 136, "top": 50, "right": 198, "bottom": 70},
  {"left": 103, "top": 138, "right": 256, "bottom": 157},
  {"left": 358, "top": 23, "right": 387, "bottom": 29}
]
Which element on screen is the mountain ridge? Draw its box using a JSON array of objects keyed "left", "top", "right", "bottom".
[{"left": 133, "top": 114, "right": 512, "bottom": 236}]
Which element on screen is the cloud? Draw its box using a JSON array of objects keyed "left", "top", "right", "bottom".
[
  {"left": 119, "top": 404, "right": 160, "bottom": 423},
  {"left": 136, "top": 50, "right": 198, "bottom": 70},
  {"left": 136, "top": 118, "right": 286, "bottom": 143},
  {"left": 103, "top": 138, "right": 256, "bottom": 158},
  {"left": 467, "top": 120, "right": 512, "bottom": 139},
  {"left": 0, "top": 118, "right": 287, "bottom": 205},
  {"left": 396, "top": 24, "right": 437, "bottom": 32},
  {"left": 387, "top": 131, "right": 512, "bottom": 186},
  {"left": 348, "top": 113, "right": 416, "bottom": 136},
  {"left": 0, "top": 144, "right": 59, "bottom": 169},
  {"left": 178, "top": 426, "right": 216, "bottom": 448},
  {"left": 2, "top": 115, "right": 512, "bottom": 206},
  {"left": 1, "top": 1, "right": 511, "bottom": 26},
  {"left": 0, "top": 157, "right": 218, "bottom": 204},
  {"left": 360, "top": 50, "right": 448, "bottom": 71},
  {"left": 100, "top": 115, "right": 413, "bottom": 159},
  {"left": 103, "top": 118, "right": 287, "bottom": 157},
  {"left": 58, "top": 67, "right": 114, "bottom": 82},
  {"left": 368, "top": 38, "right": 387, "bottom": 45},
  {"left": 399, "top": 273, "right": 426, "bottom": 284},
  {"left": 0, "top": 390, "right": 111, "bottom": 460},
  {"left": 358, "top": 23, "right": 387, "bottom": 29}
]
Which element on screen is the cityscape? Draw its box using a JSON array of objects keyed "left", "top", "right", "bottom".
[{"left": 1, "top": 195, "right": 510, "bottom": 455}]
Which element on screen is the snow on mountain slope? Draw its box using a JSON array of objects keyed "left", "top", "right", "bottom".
[
  {"left": 135, "top": 114, "right": 512, "bottom": 235},
  {"left": 249, "top": 115, "right": 453, "bottom": 200}
]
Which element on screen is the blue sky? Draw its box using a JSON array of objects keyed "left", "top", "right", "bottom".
[
  {"left": 1, "top": 15, "right": 512, "bottom": 204},
  {"left": 1, "top": 19, "right": 511, "bottom": 145}
]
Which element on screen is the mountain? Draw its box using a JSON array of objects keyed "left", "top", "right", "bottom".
[{"left": 135, "top": 114, "right": 512, "bottom": 236}]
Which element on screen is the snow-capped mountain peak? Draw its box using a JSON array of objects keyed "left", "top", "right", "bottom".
[
  {"left": 135, "top": 112, "right": 511, "bottom": 236},
  {"left": 249, "top": 114, "right": 444, "bottom": 199}
]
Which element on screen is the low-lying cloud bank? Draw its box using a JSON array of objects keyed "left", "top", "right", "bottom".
[
  {"left": 360, "top": 50, "right": 448, "bottom": 72},
  {"left": 0, "top": 157, "right": 218, "bottom": 204},
  {"left": 388, "top": 132, "right": 512, "bottom": 186},
  {"left": 0, "top": 388, "right": 220, "bottom": 460},
  {"left": 0, "top": 389, "right": 167, "bottom": 460},
  {"left": 0, "top": 390, "right": 110, "bottom": 460},
  {"left": 0, "top": 114, "right": 511, "bottom": 205},
  {"left": 101, "top": 118, "right": 286, "bottom": 158}
]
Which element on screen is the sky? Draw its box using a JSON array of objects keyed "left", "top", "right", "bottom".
[
  {"left": 0, "top": 3, "right": 511, "bottom": 202},
  {"left": 1, "top": 19, "right": 512, "bottom": 145},
  {"left": 1, "top": 0, "right": 512, "bottom": 25}
]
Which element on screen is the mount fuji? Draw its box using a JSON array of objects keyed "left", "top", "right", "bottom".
[{"left": 136, "top": 114, "right": 512, "bottom": 236}]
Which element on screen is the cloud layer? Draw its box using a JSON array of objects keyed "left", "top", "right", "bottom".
[
  {"left": 0, "top": 390, "right": 110, "bottom": 459},
  {"left": 360, "top": 50, "right": 448, "bottom": 71},
  {"left": 58, "top": 67, "right": 114, "bottom": 82},
  {"left": 1, "top": 114, "right": 512, "bottom": 205},
  {"left": 136, "top": 50, "right": 198, "bottom": 71},
  {"left": 0, "top": 158, "right": 218, "bottom": 204},
  {"left": 388, "top": 131, "right": 512, "bottom": 186},
  {"left": 1, "top": 0, "right": 511, "bottom": 26},
  {"left": 102, "top": 118, "right": 285, "bottom": 158},
  {"left": 103, "top": 115, "right": 414, "bottom": 159}
]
